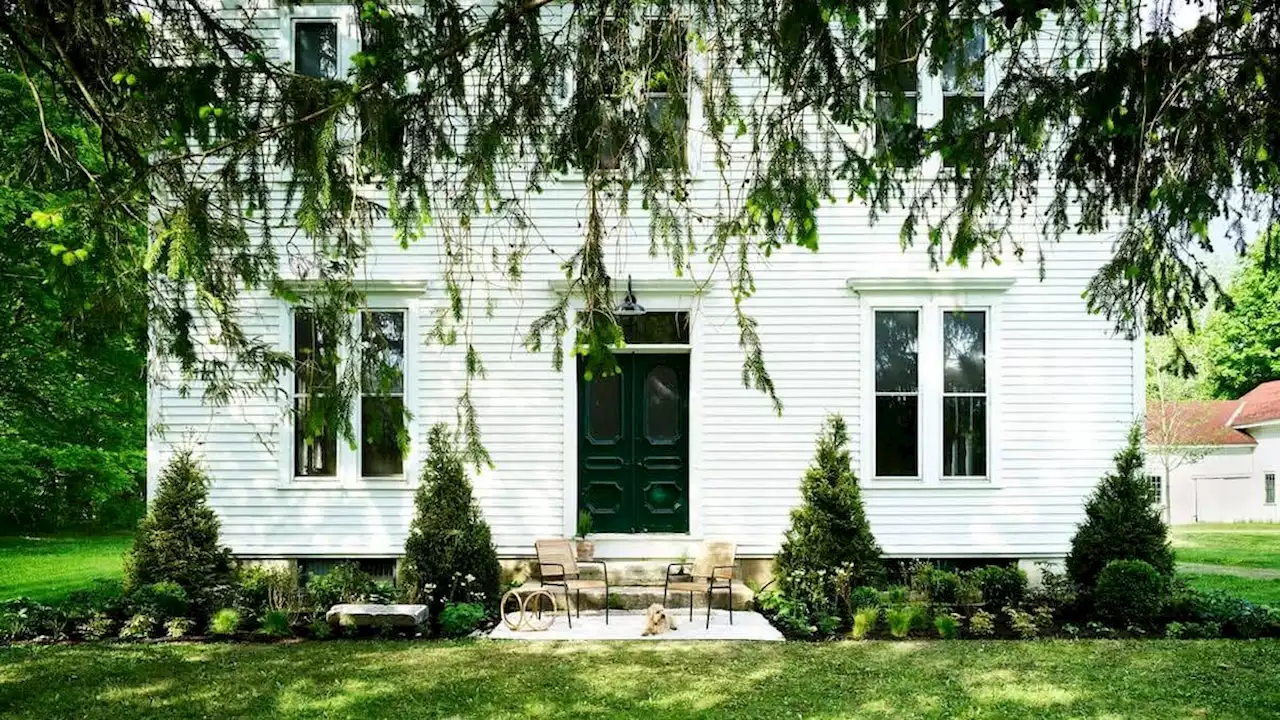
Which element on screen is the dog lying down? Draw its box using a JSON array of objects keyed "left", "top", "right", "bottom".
[{"left": 641, "top": 603, "right": 678, "bottom": 636}]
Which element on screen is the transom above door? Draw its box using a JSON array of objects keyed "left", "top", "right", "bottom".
[{"left": 577, "top": 352, "right": 690, "bottom": 534}]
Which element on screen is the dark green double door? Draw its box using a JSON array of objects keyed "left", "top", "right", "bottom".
[{"left": 578, "top": 353, "right": 689, "bottom": 534}]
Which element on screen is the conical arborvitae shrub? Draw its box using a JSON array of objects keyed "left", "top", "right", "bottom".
[
  {"left": 1066, "top": 423, "right": 1175, "bottom": 590},
  {"left": 124, "top": 451, "right": 233, "bottom": 613},
  {"left": 399, "top": 423, "right": 501, "bottom": 619},
  {"left": 775, "top": 415, "right": 885, "bottom": 607}
]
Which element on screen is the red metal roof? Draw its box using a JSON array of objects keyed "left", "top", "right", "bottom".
[
  {"left": 1146, "top": 399, "right": 1257, "bottom": 447},
  {"left": 1228, "top": 380, "right": 1280, "bottom": 428}
]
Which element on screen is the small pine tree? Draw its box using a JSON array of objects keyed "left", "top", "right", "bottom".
[
  {"left": 124, "top": 451, "right": 233, "bottom": 613},
  {"left": 1066, "top": 424, "right": 1175, "bottom": 590},
  {"left": 775, "top": 415, "right": 885, "bottom": 607},
  {"left": 399, "top": 424, "right": 501, "bottom": 619}
]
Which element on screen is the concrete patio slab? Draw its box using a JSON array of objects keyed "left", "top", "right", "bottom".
[{"left": 487, "top": 609, "right": 783, "bottom": 642}]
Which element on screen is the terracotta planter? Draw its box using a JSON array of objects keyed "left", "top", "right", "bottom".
[{"left": 575, "top": 539, "right": 595, "bottom": 561}]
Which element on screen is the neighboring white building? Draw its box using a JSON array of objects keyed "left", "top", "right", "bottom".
[
  {"left": 1147, "top": 383, "right": 1280, "bottom": 525},
  {"left": 147, "top": 3, "right": 1142, "bottom": 574}
]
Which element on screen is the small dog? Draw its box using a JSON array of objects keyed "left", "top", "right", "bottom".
[{"left": 641, "top": 603, "right": 678, "bottom": 636}]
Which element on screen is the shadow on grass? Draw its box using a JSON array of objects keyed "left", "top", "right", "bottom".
[{"left": 1, "top": 640, "right": 1279, "bottom": 719}]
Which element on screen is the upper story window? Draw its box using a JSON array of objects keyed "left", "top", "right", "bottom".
[
  {"left": 871, "top": 14, "right": 989, "bottom": 165},
  {"left": 873, "top": 13, "right": 920, "bottom": 157},
  {"left": 294, "top": 21, "right": 339, "bottom": 79},
  {"left": 643, "top": 19, "right": 688, "bottom": 170},
  {"left": 289, "top": 303, "right": 413, "bottom": 484},
  {"left": 867, "top": 301, "right": 994, "bottom": 483},
  {"left": 589, "top": 16, "right": 688, "bottom": 172}
]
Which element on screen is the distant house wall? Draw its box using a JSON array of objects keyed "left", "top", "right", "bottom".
[{"left": 1151, "top": 436, "right": 1280, "bottom": 524}]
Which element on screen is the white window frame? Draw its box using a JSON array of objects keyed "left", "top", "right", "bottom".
[
  {"left": 279, "top": 4, "right": 359, "bottom": 81},
  {"left": 858, "top": 288, "right": 1004, "bottom": 487},
  {"left": 279, "top": 292, "right": 419, "bottom": 489}
]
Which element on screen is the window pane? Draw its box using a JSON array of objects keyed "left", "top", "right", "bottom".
[
  {"left": 361, "top": 311, "right": 405, "bottom": 394},
  {"left": 646, "top": 95, "right": 687, "bottom": 169},
  {"left": 942, "top": 95, "right": 984, "bottom": 129},
  {"left": 1149, "top": 475, "right": 1163, "bottom": 504},
  {"left": 942, "top": 26, "right": 986, "bottom": 94},
  {"left": 644, "top": 20, "right": 687, "bottom": 170},
  {"left": 1267, "top": 474, "right": 1276, "bottom": 504},
  {"left": 942, "top": 396, "right": 987, "bottom": 477},
  {"left": 586, "top": 372, "right": 622, "bottom": 442},
  {"left": 361, "top": 396, "right": 405, "bottom": 477},
  {"left": 943, "top": 311, "right": 986, "bottom": 392},
  {"left": 875, "top": 20, "right": 920, "bottom": 93},
  {"left": 876, "top": 395, "right": 918, "bottom": 477},
  {"left": 645, "top": 365, "right": 681, "bottom": 444},
  {"left": 294, "top": 397, "right": 337, "bottom": 477},
  {"left": 619, "top": 311, "right": 690, "bottom": 344},
  {"left": 875, "top": 311, "right": 918, "bottom": 392},
  {"left": 295, "top": 21, "right": 338, "bottom": 79},
  {"left": 875, "top": 94, "right": 918, "bottom": 161}
]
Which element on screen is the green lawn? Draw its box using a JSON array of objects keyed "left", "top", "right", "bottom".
[
  {"left": 0, "top": 534, "right": 131, "bottom": 604},
  {"left": 1172, "top": 524, "right": 1280, "bottom": 569},
  {"left": 1179, "top": 573, "right": 1280, "bottom": 605},
  {"left": 2, "top": 640, "right": 1279, "bottom": 719}
]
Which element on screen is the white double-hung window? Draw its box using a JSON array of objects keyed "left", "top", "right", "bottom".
[
  {"left": 286, "top": 299, "right": 414, "bottom": 486},
  {"left": 859, "top": 285, "right": 1005, "bottom": 484}
]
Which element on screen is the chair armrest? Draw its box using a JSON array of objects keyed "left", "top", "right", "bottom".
[
  {"left": 711, "top": 564, "right": 737, "bottom": 581},
  {"left": 578, "top": 559, "right": 609, "bottom": 584},
  {"left": 539, "top": 562, "right": 567, "bottom": 581},
  {"left": 665, "top": 562, "right": 691, "bottom": 578}
]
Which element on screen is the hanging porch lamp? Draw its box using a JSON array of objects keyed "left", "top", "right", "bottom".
[{"left": 615, "top": 275, "right": 646, "bottom": 316}]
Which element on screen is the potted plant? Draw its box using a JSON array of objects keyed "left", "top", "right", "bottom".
[{"left": 574, "top": 510, "right": 594, "bottom": 561}]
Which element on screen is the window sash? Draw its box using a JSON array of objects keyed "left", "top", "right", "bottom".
[
  {"left": 873, "top": 309, "right": 921, "bottom": 478},
  {"left": 1266, "top": 473, "right": 1276, "bottom": 505},
  {"left": 359, "top": 310, "right": 407, "bottom": 479}
]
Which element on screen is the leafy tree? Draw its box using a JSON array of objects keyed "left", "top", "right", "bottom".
[
  {"left": 125, "top": 451, "right": 234, "bottom": 615},
  {"left": 0, "top": 67, "right": 146, "bottom": 532},
  {"left": 2, "top": 0, "right": 1277, "bottom": 451},
  {"left": 775, "top": 415, "right": 884, "bottom": 610},
  {"left": 399, "top": 424, "right": 501, "bottom": 619},
  {"left": 1204, "top": 232, "right": 1280, "bottom": 399},
  {"left": 1066, "top": 424, "right": 1175, "bottom": 591}
]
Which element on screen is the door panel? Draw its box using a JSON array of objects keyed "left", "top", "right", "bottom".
[
  {"left": 633, "top": 354, "right": 689, "bottom": 532},
  {"left": 578, "top": 363, "right": 631, "bottom": 532},
  {"left": 577, "top": 353, "right": 689, "bottom": 534}
]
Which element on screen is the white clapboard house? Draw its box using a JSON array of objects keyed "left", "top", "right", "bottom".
[{"left": 147, "top": 3, "right": 1141, "bottom": 580}]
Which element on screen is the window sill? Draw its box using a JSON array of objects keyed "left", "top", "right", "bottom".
[
  {"left": 277, "top": 478, "right": 415, "bottom": 491},
  {"left": 865, "top": 478, "right": 997, "bottom": 490}
]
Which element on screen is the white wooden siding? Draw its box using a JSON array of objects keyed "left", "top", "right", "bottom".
[{"left": 148, "top": 2, "right": 1137, "bottom": 558}]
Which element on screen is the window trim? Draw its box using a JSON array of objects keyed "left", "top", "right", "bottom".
[
  {"left": 280, "top": 4, "right": 359, "bottom": 81},
  {"left": 859, "top": 290, "right": 1003, "bottom": 488},
  {"left": 279, "top": 293, "right": 418, "bottom": 490}
]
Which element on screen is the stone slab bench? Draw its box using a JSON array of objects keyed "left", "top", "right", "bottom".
[{"left": 325, "top": 603, "right": 430, "bottom": 627}]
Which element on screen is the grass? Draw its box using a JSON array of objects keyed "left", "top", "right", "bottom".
[
  {"left": 1180, "top": 573, "right": 1280, "bottom": 606},
  {"left": 1172, "top": 524, "right": 1280, "bottom": 570},
  {"left": 1, "top": 640, "right": 1279, "bottom": 719},
  {"left": 0, "top": 534, "right": 131, "bottom": 604}
]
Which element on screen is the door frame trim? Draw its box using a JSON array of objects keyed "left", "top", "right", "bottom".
[{"left": 562, "top": 291, "right": 703, "bottom": 540}]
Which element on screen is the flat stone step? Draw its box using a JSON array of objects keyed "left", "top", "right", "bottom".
[
  {"left": 510, "top": 582, "right": 753, "bottom": 611},
  {"left": 326, "top": 603, "right": 429, "bottom": 627}
]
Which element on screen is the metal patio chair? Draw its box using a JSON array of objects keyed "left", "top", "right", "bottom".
[
  {"left": 663, "top": 541, "right": 738, "bottom": 628},
  {"left": 534, "top": 539, "right": 610, "bottom": 628}
]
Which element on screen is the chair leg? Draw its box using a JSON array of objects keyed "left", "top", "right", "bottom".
[
  {"left": 728, "top": 586, "right": 734, "bottom": 625},
  {"left": 605, "top": 582, "right": 610, "bottom": 625},
  {"left": 565, "top": 588, "right": 572, "bottom": 629},
  {"left": 576, "top": 590, "right": 581, "bottom": 619},
  {"left": 689, "top": 592, "right": 694, "bottom": 621},
  {"left": 705, "top": 590, "right": 712, "bottom": 629}
]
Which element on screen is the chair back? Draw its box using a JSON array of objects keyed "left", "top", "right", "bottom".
[
  {"left": 691, "top": 541, "right": 736, "bottom": 580},
  {"left": 535, "top": 539, "right": 578, "bottom": 578}
]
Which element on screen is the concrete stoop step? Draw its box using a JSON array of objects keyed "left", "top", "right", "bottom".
[{"left": 511, "top": 582, "right": 754, "bottom": 611}]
